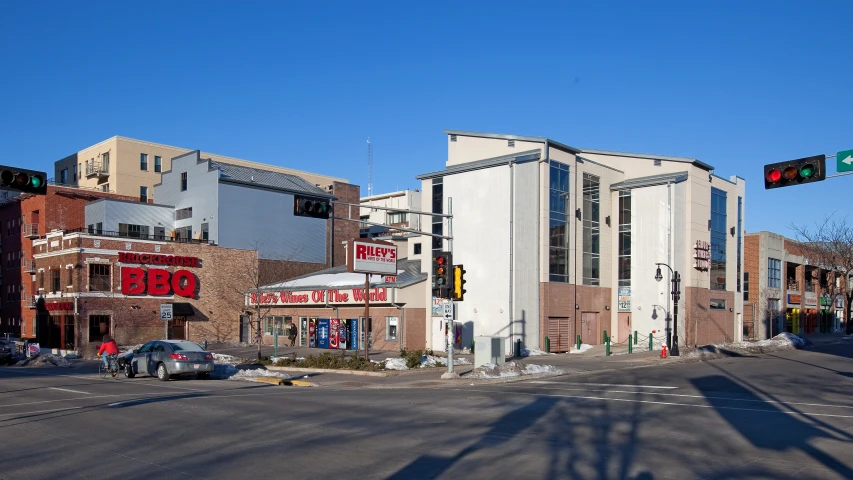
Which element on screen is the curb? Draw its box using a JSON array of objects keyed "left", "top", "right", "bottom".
[
  {"left": 264, "top": 365, "right": 470, "bottom": 377},
  {"left": 255, "top": 376, "right": 318, "bottom": 387}
]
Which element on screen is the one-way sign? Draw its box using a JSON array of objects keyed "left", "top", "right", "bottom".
[{"left": 838, "top": 149, "right": 853, "bottom": 173}]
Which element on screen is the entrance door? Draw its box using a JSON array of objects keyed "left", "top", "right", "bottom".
[
  {"left": 547, "top": 317, "right": 569, "bottom": 352},
  {"left": 617, "top": 313, "right": 631, "bottom": 343},
  {"left": 171, "top": 318, "right": 187, "bottom": 340},
  {"left": 432, "top": 318, "right": 446, "bottom": 352},
  {"left": 300, "top": 318, "right": 307, "bottom": 346},
  {"left": 581, "top": 312, "right": 599, "bottom": 345}
]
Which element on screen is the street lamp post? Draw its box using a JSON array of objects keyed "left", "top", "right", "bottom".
[{"left": 655, "top": 263, "right": 681, "bottom": 356}]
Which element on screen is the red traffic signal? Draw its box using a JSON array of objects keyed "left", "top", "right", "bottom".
[
  {"left": 764, "top": 155, "right": 825, "bottom": 190},
  {"left": 432, "top": 251, "right": 453, "bottom": 297}
]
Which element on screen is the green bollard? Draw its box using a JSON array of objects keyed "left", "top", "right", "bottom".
[
  {"left": 649, "top": 332, "right": 653, "bottom": 351},
  {"left": 577, "top": 335, "right": 581, "bottom": 350},
  {"left": 634, "top": 330, "right": 638, "bottom": 345},
  {"left": 606, "top": 336, "right": 611, "bottom": 356},
  {"left": 545, "top": 336, "right": 550, "bottom": 353},
  {"left": 515, "top": 339, "right": 522, "bottom": 357},
  {"left": 603, "top": 330, "right": 608, "bottom": 344},
  {"left": 628, "top": 334, "right": 633, "bottom": 354}
]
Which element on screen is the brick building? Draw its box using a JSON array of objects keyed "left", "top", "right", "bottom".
[{"left": 0, "top": 185, "right": 136, "bottom": 338}]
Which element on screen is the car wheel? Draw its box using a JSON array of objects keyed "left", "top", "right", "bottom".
[
  {"left": 197, "top": 372, "right": 210, "bottom": 380},
  {"left": 156, "top": 363, "right": 170, "bottom": 381},
  {"left": 124, "top": 364, "right": 135, "bottom": 378}
]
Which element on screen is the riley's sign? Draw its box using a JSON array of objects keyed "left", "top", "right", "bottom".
[{"left": 248, "top": 288, "right": 389, "bottom": 306}]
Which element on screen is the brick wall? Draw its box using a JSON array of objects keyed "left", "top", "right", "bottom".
[
  {"left": 743, "top": 234, "right": 760, "bottom": 339},
  {"left": 329, "top": 182, "right": 361, "bottom": 267},
  {"left": 683, "top": 287, "right": 735, "bottom": 345}
]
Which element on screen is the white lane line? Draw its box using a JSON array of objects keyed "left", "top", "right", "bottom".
[
  {"left": 461, "top": 388, "right": 853, "bottom": 419},
  {"left": 528, "top": 381, "right": 677, "bottom": 389},
  {"left": 510, "top": 385, "right": 853, "bottom": 410},
  {"left": 49, "top": 387, "right": 91, "bottom": 395}
]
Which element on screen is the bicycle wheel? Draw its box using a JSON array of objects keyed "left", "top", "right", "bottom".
[
  {"left": 99, "top": 363, "right": 108, "bottom": 379},
  {"left": 110, "top": 361, "right": 119, "bottom": 378}
]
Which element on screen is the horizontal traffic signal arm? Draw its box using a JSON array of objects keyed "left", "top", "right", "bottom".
[
  {"left": 293, "top": 195, "right": 332, "bottom": 219},
  {"left": 0, "top": 165, "right": 47, "bottom": 195},
  {"left": 764, "top": 155, "right": 826, "bottom": 190}
]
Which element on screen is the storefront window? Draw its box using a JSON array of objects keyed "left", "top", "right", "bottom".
[
  {"left": 582, "top": 173, "right": 600, "bottom": 286},
  {"left": 710, "top": 187, "right": 727, "bottom": 290},
  {"left": 264, "top": 316, "right": 286, "bottom": 335},
  {"left": 549, "top": 162, "right": 569, "bottom": 282},
  {"left": 89, "top": 315, "right": 110, "bottom": 342}
]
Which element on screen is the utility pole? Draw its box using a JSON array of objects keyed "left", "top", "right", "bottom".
[{"left": 442, "top": 198, "right": 459, "bottom": 379}]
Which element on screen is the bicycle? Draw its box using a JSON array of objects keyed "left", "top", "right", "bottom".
[{"left": 99, "top": 354, "right": 120, "bottom": 379}]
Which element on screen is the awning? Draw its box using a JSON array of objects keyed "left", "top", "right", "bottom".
[{"left": 172, "top": 303, "right": 195, "bottom": 316}]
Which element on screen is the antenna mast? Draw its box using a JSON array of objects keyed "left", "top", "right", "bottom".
[{"left": 367, "top": 138, "right": 373, "bottom": 197}]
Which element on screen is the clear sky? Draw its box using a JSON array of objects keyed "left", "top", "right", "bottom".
[{"left": 1, "top": 1, "right": 851, "bottom": 235}]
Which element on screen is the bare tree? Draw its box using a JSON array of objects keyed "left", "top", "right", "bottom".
[{"left": 790, "top": 215, "right": 853, "bottom": 334}]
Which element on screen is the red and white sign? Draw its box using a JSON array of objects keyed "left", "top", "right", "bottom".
[
  {"left": 45, "top": 302, "right": 73, "bottom": 311},
  {"left": 349, "top": 239, "right": 397, "bottom": 275},
  {"left": 248, "top": 287, "right": 389, "bottom": 306},
  {"left": 121, "top": 267, "right": 197, "bottom": 298},
  {"left": 119, "top": 252, "right": 200, "bottom": 267}
]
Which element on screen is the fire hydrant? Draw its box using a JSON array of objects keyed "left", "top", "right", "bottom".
[{"left": 660, "top": 345, "right": 668, "bottom": 359}]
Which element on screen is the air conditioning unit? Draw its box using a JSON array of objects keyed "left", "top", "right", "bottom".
[{"left": 474, "top": 336, "right": 505, "bottom": 368}]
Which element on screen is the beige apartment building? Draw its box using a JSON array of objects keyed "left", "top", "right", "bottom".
[{"left": 54, "top": 136, "right": 347, "bottom": 202}]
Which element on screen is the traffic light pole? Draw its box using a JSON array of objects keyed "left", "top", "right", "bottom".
[{"left": 442, "top": 197, "right": 459, "bottom": 379}]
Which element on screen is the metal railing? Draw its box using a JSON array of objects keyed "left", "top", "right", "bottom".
[
  {"left": 24, "top": 295, "right": 36, "bottom": 309},
  {"left": 787, "top": 281, "right": 800, "bottom": 291},
  {"left": 70, "top": 227, "right": 216, "bottom": 245},
  {"left": 22, "top": 223, "right": 39, "bottom": 238},
  {"left": 48, "top": 178, "right": 115, "bottom": 194},
  {"left": 85, "top": 161, "right": 109, "bottom": 177}
]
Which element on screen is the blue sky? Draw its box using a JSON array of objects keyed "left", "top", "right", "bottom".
[{"left": 1, "top": 1, "right": 851, "bottom": 235}]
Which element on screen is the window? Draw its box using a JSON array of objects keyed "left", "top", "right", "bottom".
[
  {"left": 768, "top": 258, "right": 781, "bottom": 289},
  {"left": 432, "top": 179, "right": 443, "bottom": 252},
  {"left": 78, "top": 163, "right": 81, "bottom": 179},
  {"left": 89, "top": 264, "right": 110, "bottom": 291},
  {"left": 768, "top": 298, "right": 781, "bottom": 323},
  {"left": 101, "top": 184, "right": 109, "bottom": 192},
  {"left": 60, "top": 168, "right": 68, "bottom": 184},
  {"left": 710, "top": 187, "right": 727, "bottom": 290},
  {"left": 140, "top": 186, "right": 148, "bottom": 203},
  {"left": 549, "top": 162, "right": 570, "bottom": 282},
  {"left": 89, "top": 315, "right": 110, "bottom": 342},
  {"left": 710, "top": 299, "right": 727, "bottom": 310},
  {"left": 119, "top": 223, "right": 149, "bottom": 239},
  {"left": 201, "top": 223, "right": 209, "bottom": 242},
  {"left": 387, "top": 212, "right": 408, "bottom": 224},
  {"left": 102, "top": 152, "right": 110, "bottom": 172},
  {"left": 737, "top": 196, "right": 742, "bottom": 292},
  {"left": 175, "top": 226, "right": 192, "bottom": 240},
  {"left": 154, "top": 156, "right": 162, "bottom": 173},
  {"left": 88, "top": 224, "right": 95, "bottom": 234},
  {"left": 744, "top": 272, "right": 750, "bottom": 301},
  {"left": 73, "top": 164, "right": 77, "bottom": 180},
  {"left": 386, "top": 317, "right": 399, "bottom": 341},
  {"left": 140, "top": 153, "right": 148, "bottom": 171},
  {"left": 413, "top": 243, "right": 422, "bottom": 255},
  {"left": 618, "top": 190, "right": 631, "bottom": 287},
  {"left": 264, "top": 316, "right": 286, "bottom": 335},
  {"left": 582, "top": 173, "right": 600, "bottom": 286},
  {"left": 359, "top": 215, "right": 370, "bottom": 229},
  {"left": 181, "top": 172, "right": 188, "bottom": 191},
  {"left": 51, "top": 269, "right": 61, "bottom": 292},
  {"left": 176, "top": 207, "right": 193, "bottom": 220},
  {"left": 96, "top": 222, "right": 102, "bottom": 234},
  {"left": 507, "top": 139, "right": 515, "bottom": 148},
  {"left": 154, "top": 226, "right": 165, "bottom": 240}
]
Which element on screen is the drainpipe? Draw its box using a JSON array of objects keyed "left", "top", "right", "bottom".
[
  {"left": 667, "top": 181, "right": 673, "bottom": 347},
  {"left": 508, "top": 157, "right": 515, "bottom": 351},
  {"left": 390, "top": 287, "right": 404, "bottom": 349}
]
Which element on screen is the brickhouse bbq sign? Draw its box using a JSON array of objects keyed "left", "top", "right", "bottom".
[{"left": 119, "top": 252, "right": 200, "bottom": 298}]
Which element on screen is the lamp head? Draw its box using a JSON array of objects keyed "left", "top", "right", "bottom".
[{"left": 655, "top": 266, "right": 663, "bottom": 282}]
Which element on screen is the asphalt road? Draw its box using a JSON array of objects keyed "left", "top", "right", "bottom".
[{"left": 1, "top": 343, "right": 852, "bottom": 480}]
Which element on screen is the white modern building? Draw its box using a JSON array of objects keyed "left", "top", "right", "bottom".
[
  {"left": 359, "top": 190, "right": 422, "bottom": 239},
  {"left": 416, "top": 130, "right": 746, "bottom": 353}
]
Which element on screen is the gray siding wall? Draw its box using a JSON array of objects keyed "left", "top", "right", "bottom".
[
  {"left": 513, "top": 160, "right": 541, "bottom": 348},
  {"left": 218, "top": 182, "right": 326, "bottom": 262},
  {"left": 85, "top": 200, "right": 173, "bottom": 234},
  {"left": 85, "top": 201, "right": 106, "bottom": 228},
  {"left": 154, "top": 151, "right": 220, "bottom": 241}
]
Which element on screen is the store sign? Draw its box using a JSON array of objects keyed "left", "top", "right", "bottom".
[
  {"left": 248, "top": 287, "right": 390, "bottom": 306},
  {"left": 121, "top": 267, "right": 197, "bottom": 298},
  {"left": 348, "top": 239, "right": 397, "bottom": 275},
  {"left": 837, "top": 298, "right": 844, "bottom": 309},
  {"left": 788, "top": 294, "right": 801, "bottom": 305},
  {"left": 432, "top": 297, "right": 442, "bottom": 316},
  {"left": 804, "top": 292, "right": 818, "bottom": 307},
  {"left": 618, "top": 287, "right": 631, "bottom": 312},
  {"left": 45, "top": 302, "right": 73, "bottom": 311},
  {"left": 693, "top": 240, "right": 710, "bottom": 271},
  {"left": 119, "top": 252, "right": 200, "bottom": 267}
]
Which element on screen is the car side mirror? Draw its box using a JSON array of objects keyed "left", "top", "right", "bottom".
[{"left": 133, "top": 349, "right": 140, "bottom": 354}]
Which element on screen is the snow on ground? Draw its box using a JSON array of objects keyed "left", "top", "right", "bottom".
[
  {"left": 213, "top": 353, "right": 243, "bottom": 364},
  {"left": 16, "top": 354, "right": 71, "bottom": 368},
  {"left": 419, "top": 355, "right": 472, "bottom": 368},
  {"left": 209, "top": 364, "right": 292, "bottom": 381},
  {"left": 467, "top": 361, "right": 564, "bottom": 379},
  {"left": 570, "top": 344, "right": 594, "bottom": 354},
  {"left": 685, "top": 333, "right": 808, "bottom": 359},
  {"left": 119, "top": 344, "right": 142, "bottom": 356},
  {"left": 521, "top": 347, "right": 553, "bottom": 357},
  {"left": 383, "top": 358, "right": 409, "bottom": 371}
]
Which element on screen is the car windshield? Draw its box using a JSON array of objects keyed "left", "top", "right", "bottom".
[{"left": 169, "top": 341, "right": 205, "bottom": 352}]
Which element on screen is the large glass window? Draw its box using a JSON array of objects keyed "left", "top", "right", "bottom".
[
  {"left": 737, "top": 196, "right": 743, "bottom": 292},
  {"left": 51, "top": 269, "right": 61, "bottom": 292},
  {"left": 88, "top": 264, "right": 110, "bottom": 292},
  {"left": 710, "top": 187, "right": 727, "bottom": 290},
  {"left": 119, "top": 223, "right": 149, "bottom": 238},
  {"left": 549, "top": 162, "right": 569, "bottom": 282},
  {"left": 618, "top": 190, "right": 631, "bottom": 287},
  {"left": 89, "top": 315, "right": 110, "bottom": 342},
  {"left": 768, "top": 258, "right": 781, "bottom": 288},
  {"left": 431, "top": 179, "right": 443, "bottom": 252},
  {"left": 582, "top": 173, "right": 600, "bottom": 286}
]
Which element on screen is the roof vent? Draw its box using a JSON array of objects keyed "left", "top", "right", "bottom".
[
  {"left": 654, "top": 159, "right": 662, "bottom": 166},
  {"left": 450, "top": 134, "right": 457, "bottom": 142},
  {"left": 251, "top": 175, "right": 255, "bottom": 182},
  {"left": 508, "top": 140, "right": 515, "bottom": 148}
]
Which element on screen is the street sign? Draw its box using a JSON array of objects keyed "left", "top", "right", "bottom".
[
  {"left": 160, "top": 304, "right": 173, "bottom": 321},
  {"left": 442, "top": 301, "right": 453, "bottom": 321},
  {"left": 837, "top": 149, "right": 853, "bottom": 173}
]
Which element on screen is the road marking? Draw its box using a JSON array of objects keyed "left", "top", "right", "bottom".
[
  {"left": 460, "top": 388, "right": 853, "bottom": 419},
  {"left": 49, "top": 387, "right": 91, "bottom": 395},
  {"left": 508, "top": 385, "right": 853, "bottom": 410},
  {"left": 528, "top": 381, "right": 677, "bottom": 389}
]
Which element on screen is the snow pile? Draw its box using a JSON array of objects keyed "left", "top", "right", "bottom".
[
  {"left": 119, "top": 344, "right": 142, "bottom": 356},
  {"left": 570, "top": 344, "right": 594, "bottom": 354},
  {"left": 213, "top": 353, "right": 243, "bottom": 364},
  {"left": 208, "top": 364, "right": 292, "bottom": 381},
  {"left": 383, "top": 358, "right": 409, "bottom": 371},
  {"left": 467, "top": 362, "right": 564, "bottom": 379},
  {"left": 685, "top": 333, "right": 808, "bottom": 359},
  {"left": 16, "top": 354, "right": 71, "bottom": 368},
  {"left": 521, "top": 347, "right": 554, "bottom": 357},
  {"left": 209, "top": 364, "right": 239, "bottom": 379},
  {"left": 419, "top": 355, "right": 472, "bottom": 368}
]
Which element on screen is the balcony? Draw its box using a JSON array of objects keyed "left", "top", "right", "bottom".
[
  {"left": 787, "top": 281, "right": 800, "bottom": 291},
  {"left": 22, "top": 258, "right": 35, "bottom": 273},
  {"left": 22, "top": 223, "right": 39, "bottom": 239},
  {"left": 85, "top": 161, "right": 109, "bottom": 179},
  {"left": 25, "top": 295, "right": 36, "bottom": 309}
]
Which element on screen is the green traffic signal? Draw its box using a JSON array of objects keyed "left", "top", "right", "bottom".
[
  {"left": 30, "top": 175, "right": 43, "bottom": 188},
  {"left": 799, "top": 164, "right": 815, "bottom": 178}
]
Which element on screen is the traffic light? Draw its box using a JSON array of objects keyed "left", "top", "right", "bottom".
[
  {"left": 452, "top": 264, "right": 466, "bottom": 301},
  {"left": 0, "top": 165, "right": 47, "bottom": 195},
  {"left": 764, "top": 155, "right": 826, "bottom": 189},
  {"left": 293, "top": 195, "right": 332, "bottom": 219},
  {"left": 432, "top": 251, "right": 452, "bottom": 298}
]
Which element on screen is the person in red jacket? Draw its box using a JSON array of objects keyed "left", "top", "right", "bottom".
[{"left": 97, "top": 335, "right": 119, "bottom": 368}]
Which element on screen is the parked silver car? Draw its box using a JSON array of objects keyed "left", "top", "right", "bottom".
[{"left": 125, "top": 340, "right": 214, "bottom": 381}]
